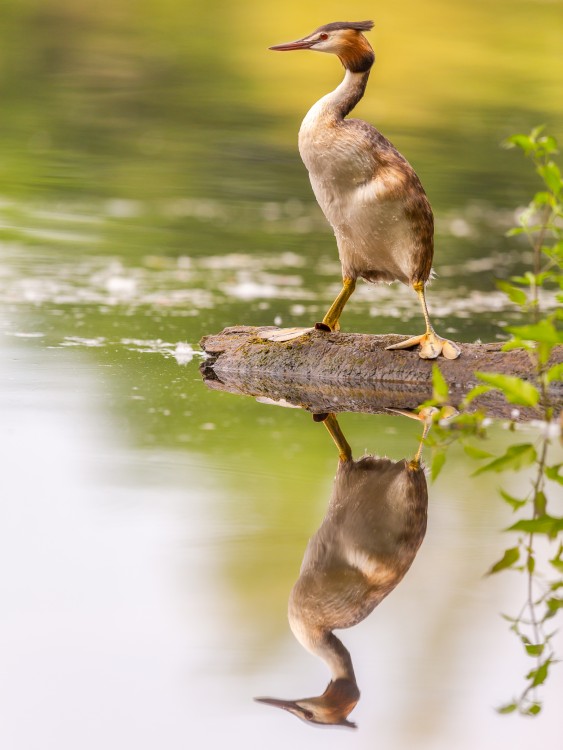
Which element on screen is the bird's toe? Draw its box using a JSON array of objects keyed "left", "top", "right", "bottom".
[
  {"left": 258, "top": 327, "right": 314, "bottom": 342},
  {"left": 442, "top": 339, "right": 462, "bottom": 360},
  {"left": 391, "top": 332, "right": 461, "bottom": 359},
  {"left": 419, "top": 332, "right": 461, "bottom": 359},
  {"left": 418, "top": 336, "right": 441, "bottom": 359},
  {"left": 385, "top": 334, "right": 424, "bottom": 351},
  {"left": 417, "top": 334, "right": 461, "bottom": 359}
]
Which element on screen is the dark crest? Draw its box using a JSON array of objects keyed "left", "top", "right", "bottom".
[{"left": 314, "top": 21, "right": 374, "bottom": 34}]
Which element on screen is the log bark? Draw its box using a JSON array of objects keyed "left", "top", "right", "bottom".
[{"left": 199, "top": 326, "right": 563, "bottom": 419}]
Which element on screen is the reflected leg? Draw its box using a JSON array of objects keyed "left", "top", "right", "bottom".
[
  {"left": 314, "top": 412, "right": 352, "bottom": 463},
  {"left": 409, "top": 418, "right": 432, "bottom": 470},
  {"left": 387, "top": 406, "right": 437, "bottom": 470}
]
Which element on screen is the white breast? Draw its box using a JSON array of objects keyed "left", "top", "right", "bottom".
[{"left": 298, "top": 101, "right": 417, "bottom": 285}]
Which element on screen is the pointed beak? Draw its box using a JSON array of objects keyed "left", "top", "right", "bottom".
[
  {"left": 255, "top": 696, "right": 358, "bottom": 729},
  {"left": 254, "top": 696, "right": 299, "bottom": 710},
  {"left": 269, "top": 38, "right": 315, "bottom": 51}
]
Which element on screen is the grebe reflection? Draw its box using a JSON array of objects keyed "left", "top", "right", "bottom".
[{"left": 256, "top": 410, "right": 432, "bottom": 727}]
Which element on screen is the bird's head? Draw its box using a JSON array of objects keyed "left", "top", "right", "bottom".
[
  {"left": 255, "top": 678, "right": 360, "bottom": 728},
  {"left": 270, "top": 21, "right": 375, "bottom": 73}
]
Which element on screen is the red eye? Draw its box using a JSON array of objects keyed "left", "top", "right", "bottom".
[{"left": 319, "top": 33, "right": 328, "bottom": 40}]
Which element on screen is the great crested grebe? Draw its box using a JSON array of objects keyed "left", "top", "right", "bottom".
[{"left": 266, "top": 21, "right": 461, "bottom": 359}]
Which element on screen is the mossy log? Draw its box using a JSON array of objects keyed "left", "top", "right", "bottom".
[{"left": 199, "top": 326, "right": 563, "bottom": 419}]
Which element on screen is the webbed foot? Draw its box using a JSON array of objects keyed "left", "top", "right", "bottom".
[{"left": 386, "top": 331, "right": 461, "bottom": 360}]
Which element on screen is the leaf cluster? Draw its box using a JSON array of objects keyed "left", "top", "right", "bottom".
[
  {"left": 499, "top": 127, "right": 563, "bottom": 408},
  {"left": 415, "top": 133, "right": 563, "bottom": 716}
]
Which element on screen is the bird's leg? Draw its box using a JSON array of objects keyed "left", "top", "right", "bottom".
[
  {"left": 317, "top": 278, "right": 356, "bottom": 332},
  {"left": 314, "top": 412, "right": 352, "bottom": 462},
  {"left": 409, "top": 418, "right": 432, "bottom": 470},
  {"left": 386, "top": 282, "right": 461, "bottom": 359},
  {"left": 256, "top": 278, "right": 355, "bottom": 342},
  {"left": 386, "top": 406, "right": 436, "bottom": 469}
]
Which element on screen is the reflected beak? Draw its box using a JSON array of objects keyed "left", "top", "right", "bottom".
[
  {"left": 254, "top": 696, "right": 299, "bottom": 710},
  {"left": 269, "top": 38, "right": 315, "bottom": 51}
]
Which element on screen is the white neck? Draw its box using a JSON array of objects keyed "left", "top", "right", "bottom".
[
  {"left": 302, "top": 69, "right": 369, "bottom": 127},
  {"left": 291, "top": 617, "right": 355, "bottom": 681}
]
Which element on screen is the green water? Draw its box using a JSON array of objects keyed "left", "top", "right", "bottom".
[{"left": 1, "top": 1, "right": 562, "bottom": 747}]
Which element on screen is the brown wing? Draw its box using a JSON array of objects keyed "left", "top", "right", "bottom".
[{"left": 344, "top": 119, "right": 435, "bottom": 284}]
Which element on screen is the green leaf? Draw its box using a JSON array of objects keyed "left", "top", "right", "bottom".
[
  {"left": 486, "top": 547, "right": 520, "bottom": 575},
  {"left": 496, "top": 703, "right": 518, "bottom": 715},
  {"left": 463, "top": 444, "right": 494, "bottom": 460},
  {"left": 527, "top": 703, "right": 542, "bottom": 716},
  {"left": 508, "top": 319, "right": 562, "bottom": 366},
  {"left": 537, "top": 162, "right": 562, "bottom": 196},
  {"left": 543, "top": 240, "right": 563, "bottom": 263},
  {"left": 474, "top": 443, "right": 537, "bottom": 476},
  {"left": 549, "top": 545, "right": 563, "bottom": 573},
  {"left": 503, "top": 134, "right": 533, "bottom": 153},
  {"left": 501, "top": 339, "right": 534, "bottom": 354},
  {"left": 431, "top": 449, "right": 446, "bottom": 481},
  {"left": 462, "top": 384, "right": 492, "bottom": 405},
  {"left": 534, "top": 490, "right": 547, "bottom": 516},
  {"left": 525, "top": 643, "right": 545, "bottom": 657},
  {"left": 526, "top": 659, "right": 551, "bottom": 687},
  {"left": 530, "top": 125, "right": 546, "bottom": 141},
  {"left": 537, "top": 134, "right": 559, "bottom": 154},
  {"left": 508, "top": 319, "right": 563, "bottom": 345},
  {"left": 507, "top": 515, "right": 563, "bottom": 538},
  {"left": 545, "top": 598, "right": 563, "bottom": 617},
  {"left": 496, "top": 280, "right": 527, "bottom": 306},
  {"left": 506, "top": 227, "right": 527, "bottom": 237},
  {"left": 533, "top": 190, "right": 556, "bottom": 207},
  {"left": 546, "top": 363, "right": 563, "bottom": 384},
  {"left": 475, "top": 372, "right": 539, "bottom": 407},
  {"left": 500, "top": 613, "right": 519, "bottom": 623},
  {"left": 499, "top": 489, "right": 527, "bottom": 511},
  {"left": 516, "top": 206, "right": 539, "bottom": 229},
  {"left": 432, "top": 364, "right": 449, "bottom": 403},
  {"left": 546, "top": 464, "right": 563, "bottom": 485},
  {"left": 510, "top": 274, "right": 533, "bottom": 286}
]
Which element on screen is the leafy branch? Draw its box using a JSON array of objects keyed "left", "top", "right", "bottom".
[
  {"left": 503, "top": 126, "right": 563, "bottom": 323},
  {"left": 419, "top": 128, "right": 563, "bottom": 716}
]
